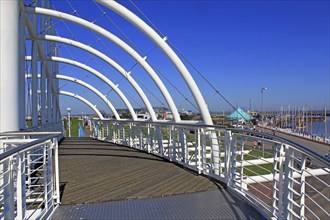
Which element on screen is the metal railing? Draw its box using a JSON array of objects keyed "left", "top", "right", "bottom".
[
  {"left": 91, "top": 119, "right": 330, "bottom": 220},
  {"left": 24, "top": 121, "right": 65, "bottom": 140},
  {"left": 0, "top": 132, "right": 61, "bottom": 220}
]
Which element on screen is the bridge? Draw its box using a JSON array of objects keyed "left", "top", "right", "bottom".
[{"left": 0, "top": 0, "right": 329, "bottom": 219}]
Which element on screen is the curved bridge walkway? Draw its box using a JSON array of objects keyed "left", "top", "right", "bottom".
[{"left": 51, "top": 138, "right": 265, "bottom": 219}]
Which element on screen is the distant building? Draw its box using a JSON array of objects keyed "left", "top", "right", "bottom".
[{"left": 226, "top": 107, "right": 253, "bottom": 121}]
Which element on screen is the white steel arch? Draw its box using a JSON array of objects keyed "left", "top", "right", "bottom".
[
  {"left": 32, "top": 34, "right": 157, "bottom": 121},
  {"left": 59, "top": 91, "right": 104, "bottom": 119},
  {"left": 24, "top": 6, "right": 181, "bottom": 122},
  {"left": 55, "top": 75, "right": 120, "bottom": 120},
  {"left": 25, "top": 73, "right": 118, "bottom": 119},
  {"left": 42, "top": 56, "right": 138, "bottom": 121},
  {"left": 97, "top": 0, "right": 213, "bottom": 125}
]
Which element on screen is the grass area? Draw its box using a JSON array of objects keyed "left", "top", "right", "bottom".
[
  {"left": 64, "top": 118, "right": 81, "bottom": 137},
  {"left": 242, "top": 163, "right": 274, "bottom": 176}
]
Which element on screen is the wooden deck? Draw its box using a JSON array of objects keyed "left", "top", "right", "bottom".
[{"left": 58, "top": 138, "right": 221, "bottom": 205}]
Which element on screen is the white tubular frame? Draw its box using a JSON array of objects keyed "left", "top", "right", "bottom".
[
  {"left": 24, "top": 6, "right": 181, "bottom": 122},
  {"left": 97, "top": 0, "right": 213, "bottom": 125},
  {"left": 58, "top": 91, "right": 104, "bottom": 120},
  {"left": 25, "top": 73, "right": 121, "bottom": 120},
  {"left": 32, "top": 35, "right": 158, "bottom": 121},
  {"left": 25, "top": 55, "right": 137, "bottom": 120},
  {"left": 55, "top": 75, "right": 120, "bottom": 120}
]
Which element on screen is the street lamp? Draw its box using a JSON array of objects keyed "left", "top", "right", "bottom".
[{"left": 66, "top": 107, "right": 71, "bottom": 137}]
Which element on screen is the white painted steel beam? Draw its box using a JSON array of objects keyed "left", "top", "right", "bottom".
[
  {"left": 47, "top": 56, "right": 137, "bottom": 120},
  {"left": 25, "top": 73, "right": 121, "bottom": 120},
  {"left": 55, "top": 75, "right": 121, "bottom": 120},
  {"left": 97, "top": 0, "right": 213, "bottom": 126},
  {"left": 0, "top": 0, "right": 21, "bottom": 132},
  {"left": 25, "top": 55, "right": 136, "bottom": 120},
  {"left": 24, "top": 6, "right": 181, "bottom": 122},
  {"left": 40, "top": 0, "right": 46, "bottom": 124},
  {"left": 30, "top": 0, "right": 39, "bottom": 127},
  {"left": 58, "top": 91, "right": 104, "bottom": 120},
  {"left": 33, "top": 34, "right": 157, "bottom": 121},
  {"left": 21, "top": 2, "right": 59, "bottom": 125}
]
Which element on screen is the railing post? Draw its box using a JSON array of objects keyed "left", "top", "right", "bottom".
[
  {"left": 283, "top": 147, "right": 294, "bottom": 220},
  {"left": 300, "top": 155, "right": 306, "bottom": 219},
  {"left": 201, "top": 129, "right": 207, "bottom": 174},
  {"left": 113, "top": 122, "right": 117, "bottom": 143},
  {"left": 147, "top": 124, "right": 151, "bottom": 153},
  {"left": 224, "top": 130, "right": 232, "bottom": 184},
  {"left": 121, "top": 124, "right": 126, "bottom": 145},
  {"left": 43, "top": 144, "right": 48, "bottom": 210},
  {"left": 178, "top": 128, "right": 187, "bottom": 163},
  {"left": 16, "top": 153, "right": 26, "bottom": 220},
  {"left": 272, "top": 143, "right": 284, "bottom": 218},
  {"left": 156, "top": 126, "right": 163, "bottom": 156},
  {"left": 3, "top": 157, "right": 15, "bottom": 219},
  {"left": 210, "top": 129, "right": 220, "bottom": 176},
  {"left": 171, "top": 126, "right": 177, "bottom": 161},
  {"left": 47, "top": 142, "right": 54, "bottom": 209},
  {"left": 53, "top": 138, "right": 60, "bottom": 205},
  {"left": 196, "top": 128, "right": 202, "bottom": 174},
  {"left": 106, "top": 124, "right": 110, "bottom": 141},
  {"left": 129, "top": 123, "right": 133, "bottom": 147},
  {"left": 137, "top": 124, "right": 142, "bottom": 150},
  {"left": 239, "top": 137, "right": 245, "bottom": 191},
  {"left": 230, "top": 134, "right": 237, "bottom": 188}
]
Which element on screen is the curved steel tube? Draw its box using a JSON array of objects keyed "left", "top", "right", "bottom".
[
  {"left": 32, "top": 34, "right": 157, "bottom": 121},
  {"left": 97, "top": 0, "right": 213, "bottom": 125},
  {"left": 24, "top": 6, "right": 181, "bottom": 122},
  {"left": 45, "top": 56, "right": 137, "bottom": 120},
  {"left": 55, "top": 75, "right": 120, "bottom": 120},
  {"left": 58, "top": 91, "right": 104, "bottom": 120}
]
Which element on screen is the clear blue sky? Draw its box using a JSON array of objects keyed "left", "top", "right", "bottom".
[{"left": 50, "top": 0, "right": 329, "bottom": 115}]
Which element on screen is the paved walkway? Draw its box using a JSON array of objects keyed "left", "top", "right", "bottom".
[
  {"left": 261, "top": 127, "right": 330, "bottom": 155},
  {"left": 52, "top": 138, "right": 265, "bottom": 219}
]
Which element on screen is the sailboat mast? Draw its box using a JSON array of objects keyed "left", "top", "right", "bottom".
[{"left": 310, "top": 107, "right": 312, "bottom": 135}]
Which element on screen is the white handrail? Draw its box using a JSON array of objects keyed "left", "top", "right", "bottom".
[
  {"left": 0, "top": 132, "right": 61, "bottom": 220},
  {"left": 91, "top": 119, "right": 330, "bottom": 219}
]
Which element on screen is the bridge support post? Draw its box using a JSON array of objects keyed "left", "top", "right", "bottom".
[{"left": 0, "top": 0, "right": 24, "bottom": 132}]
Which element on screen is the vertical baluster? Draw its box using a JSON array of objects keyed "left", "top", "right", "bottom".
[
  {"left": 300, "top": 155, "right": 306, "bottom": 219},
  {"left": 283, "top": 147, "right": 294, "bottom": 220},
  {"left": 230, "top": 135, "right": 237, "bottom": 188},
  {"left": 224, "top": 130, "right": 232, "bottom": 184},
  {"left": 4, "top": 157, "right": 15, "bottom": 219},
  {"left": 16, "top": 153, "right": 26, "bottom": 219}
]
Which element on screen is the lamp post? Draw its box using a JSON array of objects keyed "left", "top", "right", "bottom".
[{"left": 66, "top": 107, "right": 71, "bottom": 137}]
